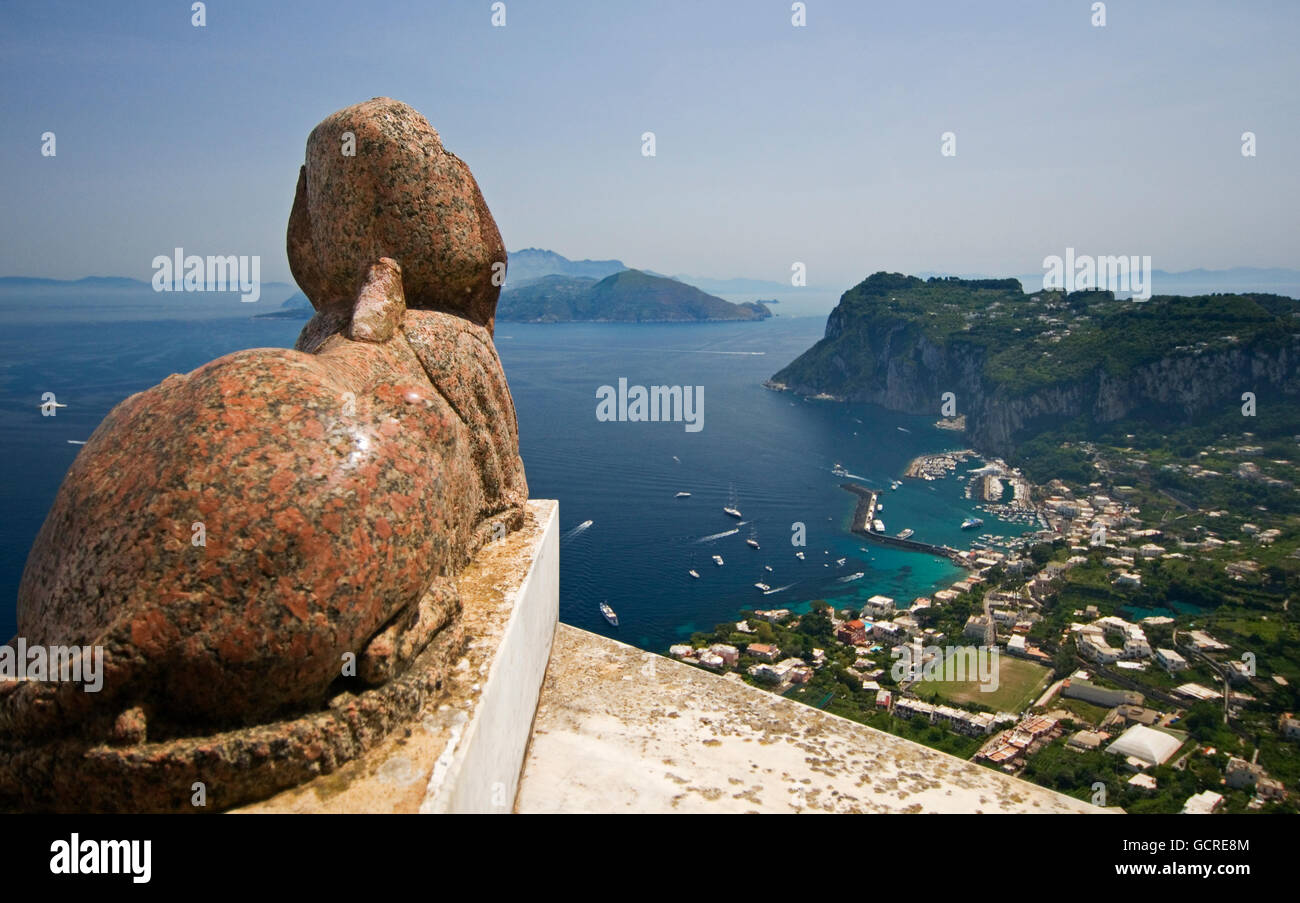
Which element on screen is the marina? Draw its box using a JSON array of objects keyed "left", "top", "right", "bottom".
[
  {"left": 904, "top": 449, "right": 975, "bottom": 480},
  {"left": 841, "top": 482, "right": 975, "bottom": 568}
]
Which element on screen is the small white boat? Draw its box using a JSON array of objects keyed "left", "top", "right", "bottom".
[
  {"left": 835, "top": 557, "right": 846, "bottom": 567},
  {"left": 723, "top": 506, "right": 742, "bottom": 519},
  {"left": 754, "top": 582, "right": 772, "bottom": 592},
  {"left": 688, "top": 569, "right": 700, "bottom": 579},
  {"left": 599, "top": 601, "right": 619, "bottom": 626},
  {"left": 838, "top": 571, "right": 865, "bottom": 583},
  {"left": 795, "top": 551, "right": 805, "bottom": 560},
  {"left": 764, "top": 565, "right": 773, "bottom": 572},
  {"left": 896, "top": 528, "right": 914, "bottom": 540},
  {"left": 675, "top": 491, "right": 691, "bottom": 498},
  {"left": 712, "top": 555, "right": 724, "bottom": 566}
]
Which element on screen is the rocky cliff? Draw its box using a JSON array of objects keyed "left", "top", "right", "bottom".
[{"left": 770, "top": 273, "right": 1300, "bottom": 457}]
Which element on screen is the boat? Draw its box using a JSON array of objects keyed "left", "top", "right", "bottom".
[
  {"left": 831, "top": 463, "right": 849, "bottom": 476},
  {"left": 688, "top": 569, "right": 700, "bottom": 579},
  {"left": 675, "top": 491, "right": 691, "bottom": 498},
  {"left": 872, "top": 519, "right": 885, "bottom": 533},
  {"left": 723, "top": 485, "right": 742, "bottom": 519},
  {"left": 835, "top": 557, "right": 846, "bottom": 566},
  {"left": 838, "top": 571, "right": 865, "bottom": 583},
  {"left": 746, "top": 525, "right": 760, "bottom": 549},
  {"left": 890, "top": 480, "right": 901, "bottom": 490},
  {"left": 795, "top": 551, "right": 805, "bottom": 560},
  {"left": 754, "top": 582, "right": 771, "bottom": 592},
  {"left": 764, "top": 565, "right": 773, "bottom": 572},
  {"left": 896, "top": 528, "right": 914, "bottom": 540},
  {"left": 712, "top": 554, "right": 724, "bottom": 566},
  {"left": 961, "top": 517, "right": 984, "bottom": 530},
  {"left": 599, "top": 601, "right": 619, "bottom": 626}
]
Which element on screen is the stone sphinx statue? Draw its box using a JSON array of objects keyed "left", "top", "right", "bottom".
[{"left": 0, "top": 98, "right": 527, "bottom": 812}]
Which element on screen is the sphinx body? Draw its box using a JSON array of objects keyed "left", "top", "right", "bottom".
[{"left": 0, "top": 99, "right": 527, "bottom": 811}]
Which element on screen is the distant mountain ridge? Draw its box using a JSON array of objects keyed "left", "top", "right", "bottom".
[
  {"left": 0, "top": 276, "right": 151, "bottom": 289},
  {"left": 498, "top": 269, "right": 771, "bottom": 323},
  {"left": 505, "top": 248, "right": 627, "bottom": 286},
  {"left": 505, "top": 249, "right": 794, "bottom": 296}
]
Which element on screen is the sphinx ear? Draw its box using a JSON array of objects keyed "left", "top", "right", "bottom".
[{"left": 348, "top": 258, "right": 407, "bottom": 343}]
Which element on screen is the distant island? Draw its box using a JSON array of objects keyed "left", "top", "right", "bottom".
[
  {"left": 253, "top": 291, "right": 313, "bottom": 320},
  {"left": 498, "top": 268, "right": 771, "bottom": 323}
]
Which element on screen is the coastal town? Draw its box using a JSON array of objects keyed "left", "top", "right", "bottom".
[{"left": 673, "top": 428, "right": 1300, "bottom": 814}]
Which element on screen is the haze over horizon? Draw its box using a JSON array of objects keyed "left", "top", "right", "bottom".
[{"left": 2, "top": 0, "right": 1297, "bottom": 289}]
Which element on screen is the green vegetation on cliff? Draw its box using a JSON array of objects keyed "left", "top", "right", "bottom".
[
  {"left": 498, "top": 269, "right": 771, "bottom": 323},
  {"left": 771, "top": 272, "right": 1300, "bottom": 455}
]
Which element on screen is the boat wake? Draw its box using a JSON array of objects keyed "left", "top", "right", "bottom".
[
  {"left": 763, "top": 583, "right": 795, "bottom": 595},
  {"left": 561, "top": 519, "right": 594, "bottom": 542},
  {"left": 695, "top": 527, "right": 739, "bottom": 543}
]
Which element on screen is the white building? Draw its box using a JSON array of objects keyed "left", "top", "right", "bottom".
[
  {"left": 1106, "top": 724, "right": 1182, "bottom": 769},
  {"left": 1156, "top": 648, "right": 1188, "bottom": 672},
  {"left": 864, "top": 594, "right": 896, "bottom": 618},
  {"left": 1181, "top": 790, "right": 1224, "bottom": 814}
]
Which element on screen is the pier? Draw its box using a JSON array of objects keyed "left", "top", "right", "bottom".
[{"left": 840, "top": 483, "right": 975, "bottom": 569}]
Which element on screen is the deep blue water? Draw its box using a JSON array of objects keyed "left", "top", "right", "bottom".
[{"left": 0, "top": 308, "right": 1029, "bottom": 650}]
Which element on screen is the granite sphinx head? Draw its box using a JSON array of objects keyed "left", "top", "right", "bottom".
[{"left": 287, "top": 96, "right": 508, "bottom": 331}]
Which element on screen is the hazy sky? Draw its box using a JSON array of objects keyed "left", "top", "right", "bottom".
[{"left": 2, "top": 0, "right": 1297, "bottom": 289}]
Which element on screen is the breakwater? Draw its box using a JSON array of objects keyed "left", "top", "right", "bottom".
[{"left": 840, "top": 483, "right": 975, "bottom": 569}]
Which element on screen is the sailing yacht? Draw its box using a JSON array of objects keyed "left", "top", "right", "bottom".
[{"left": 723, "top": 484, "right": 743, "bottom": 519}]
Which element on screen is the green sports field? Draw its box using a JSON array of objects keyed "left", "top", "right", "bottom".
[{"left": 914, "top": 655, "right": 1052, "bottom": 713}]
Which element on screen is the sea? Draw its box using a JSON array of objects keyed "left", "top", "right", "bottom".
[{"left": 0, "top": 296, "right": 1032, "bottom": 650}]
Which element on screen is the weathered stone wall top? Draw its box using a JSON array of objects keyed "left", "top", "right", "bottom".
[{"left": 518, "top": 625, "right": 1109, "bottom": 814}]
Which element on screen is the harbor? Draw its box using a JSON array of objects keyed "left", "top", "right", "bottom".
[{"left": 841, "top": 483, "right": 976, "bottom": 568}]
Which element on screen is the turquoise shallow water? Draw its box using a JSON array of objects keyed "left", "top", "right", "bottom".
[{"left": 0, "top": 309, "right": 1030, "bottom": 651}]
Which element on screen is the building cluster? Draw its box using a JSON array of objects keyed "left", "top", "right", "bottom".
[
  {"left": 978, "top": 714, "right": 1060, "bottom": 769},
  {"left": 1072, "top": 615, "right": 1152, "bottom": 664},
  {"left": 669, "top": 627, "right": 816, "bottom": 690},
  {"left": 891, "top": 696, "right": 1012, "bottom": 737}
]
